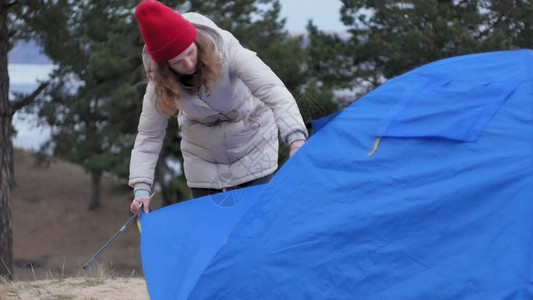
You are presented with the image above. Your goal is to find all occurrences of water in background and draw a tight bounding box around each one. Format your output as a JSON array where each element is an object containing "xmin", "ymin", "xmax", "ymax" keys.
[{"xmin": 9, "ymin": 63, "xmax": 54, "ymax": 151}]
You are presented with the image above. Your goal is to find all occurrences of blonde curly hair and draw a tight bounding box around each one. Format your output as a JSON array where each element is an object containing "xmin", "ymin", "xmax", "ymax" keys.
[{"xmin": 147, "ymin": 31, "xmax": 223, "ymax": 118}]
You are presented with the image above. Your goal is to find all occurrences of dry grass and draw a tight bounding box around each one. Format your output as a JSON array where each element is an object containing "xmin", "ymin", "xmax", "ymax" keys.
[
  {"xmin": 0, "ymin": 274, "xmax": 147, "ymax": 299},
  {"xmin": 1, "ymin": 234, "xmax": 148, "ymax": 299}
]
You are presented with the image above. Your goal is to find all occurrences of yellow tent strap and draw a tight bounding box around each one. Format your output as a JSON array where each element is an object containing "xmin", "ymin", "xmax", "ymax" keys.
[{"xmin": 367, "ymin": 137, "xmax": 382, "ymax": 157}]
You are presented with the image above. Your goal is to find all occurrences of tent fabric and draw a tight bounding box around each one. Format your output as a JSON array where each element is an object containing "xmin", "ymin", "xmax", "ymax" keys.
[
  {"xmin": 140, "ymin": 185, "xmax": 265, "ymax": 299},
  {"xmin": 140, "ymin": 50, "xmax": 533, "ymax": 299},
  {"xmin": 311, "ymin": 111, "xmax": 341, "ymax": 133},
  {"xmin": 376, "ymin": 79, "xmax": 519, "ymax": 141}
]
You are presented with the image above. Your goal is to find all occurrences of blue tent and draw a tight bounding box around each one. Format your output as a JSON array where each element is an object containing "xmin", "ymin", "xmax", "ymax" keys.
[{"xmin": 140, "ymin": 50, "xmax": 533, "ymax": 299}]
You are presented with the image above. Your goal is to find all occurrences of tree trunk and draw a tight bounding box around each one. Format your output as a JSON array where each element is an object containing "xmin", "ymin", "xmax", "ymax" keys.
[
  {"xmin": 0, "ymin": 117, "xmax": 13, "ymax": 280},
  {"xmin": 89, "ymin": 172, "xmax": 102, "ymax": 210},
  {"xmin": 9, "ymin": 142, "xmax": 15, "ymax": 187},
  {"xmin": 0, "ymin": 0, "xmax": 14, "ymax": 279}
]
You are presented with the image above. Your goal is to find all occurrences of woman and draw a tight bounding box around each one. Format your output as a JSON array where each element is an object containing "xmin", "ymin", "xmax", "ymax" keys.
[{"xmin": 129, "ymin": 0, "xmax": 307, "ymax": 214}]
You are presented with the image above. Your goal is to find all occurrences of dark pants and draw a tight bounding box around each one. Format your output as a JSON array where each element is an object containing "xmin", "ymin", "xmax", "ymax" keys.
[{"xmin": 190, "ymin": 173, "xmax": 274, "ymax": 199}]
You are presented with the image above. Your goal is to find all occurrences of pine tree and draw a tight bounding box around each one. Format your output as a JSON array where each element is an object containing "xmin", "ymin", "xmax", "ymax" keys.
[
  {"xmin": 26, "ymin": 0, "xmax": 145, "ymax": 209},
  {"xmin": 0, "ymin": 0, "xmax": 56, "ymax": 280},
  {"xmin": 0, "ymin": 0, "xmax": 15, "ymax": 279},
  {"xmin": 308, "ymin": 0, "xmax": 533, "ymax": 94}
]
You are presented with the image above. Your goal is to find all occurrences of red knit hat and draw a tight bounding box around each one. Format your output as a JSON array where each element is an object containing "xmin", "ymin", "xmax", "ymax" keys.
[{"xmin": 134, "ymin": 0, "xmax": 197, "ymax": 64}]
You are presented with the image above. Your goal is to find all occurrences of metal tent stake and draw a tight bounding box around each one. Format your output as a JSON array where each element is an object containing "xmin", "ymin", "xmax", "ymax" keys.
[{"xmin": 82, "ymin": 192, "xmax": 155, "ymax": 269}]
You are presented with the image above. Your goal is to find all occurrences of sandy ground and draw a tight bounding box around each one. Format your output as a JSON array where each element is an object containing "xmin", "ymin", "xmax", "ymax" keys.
[{"xmin": 0, "ymin": 277, "xmax": 148, "ymax": 300}]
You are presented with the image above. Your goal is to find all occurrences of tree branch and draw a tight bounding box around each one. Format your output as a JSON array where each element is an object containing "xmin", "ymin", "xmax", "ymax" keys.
[
  {"xmin": 5, "ymin": 1, "xmax": 18, "ymax": 9},
  {"xmin": 10, "ymin": 82, "xmax": 49, "ymax": 115},
  {"xmin": 475, "ymin": 13, "xmax": 504, "ymax": 40}
]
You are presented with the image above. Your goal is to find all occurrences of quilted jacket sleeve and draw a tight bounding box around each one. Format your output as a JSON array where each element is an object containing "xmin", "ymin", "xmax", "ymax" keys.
[
  {"xmin": 225, "ymin": 32, "xmax": 308, "ymax": 145},
  {"xmin": 128, "ymin": 81, "xmax": 168, "ymax": 191}
]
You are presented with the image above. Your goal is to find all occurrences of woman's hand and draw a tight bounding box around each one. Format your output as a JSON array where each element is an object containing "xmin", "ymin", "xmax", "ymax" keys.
[
  {"xmin": 289, "ymin": 139, "xmax": 305, "ymax": 157},
  {"xmin": 130, "ymin": 193, "xmax": 151, "ymax": 214}
]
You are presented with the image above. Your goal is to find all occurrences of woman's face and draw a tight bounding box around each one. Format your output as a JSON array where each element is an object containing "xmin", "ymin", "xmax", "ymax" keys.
[{"xmin": 168, "ymin": 42, "xmax": 198, "ymax": 75}]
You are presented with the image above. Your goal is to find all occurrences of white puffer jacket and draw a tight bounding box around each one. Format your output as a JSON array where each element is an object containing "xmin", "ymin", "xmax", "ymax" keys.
[{"xmin": 129, "ymin": 12, "xmax": 307, "ymax": 190}]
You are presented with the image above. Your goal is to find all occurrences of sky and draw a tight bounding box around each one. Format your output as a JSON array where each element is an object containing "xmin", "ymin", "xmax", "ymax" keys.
[{"xmin": 279, "ymin": 0, "xmax": 347, "ymax": 33}]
